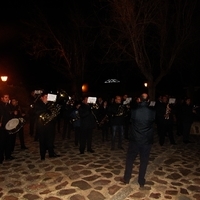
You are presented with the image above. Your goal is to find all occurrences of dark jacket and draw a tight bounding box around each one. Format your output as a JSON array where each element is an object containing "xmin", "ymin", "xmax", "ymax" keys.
[
  {"xmin": 108, "ymin": 103, "xmax": 126, "ymax": 126},
  {"xmin": 70, "ymin": 109, "xmax": 80, "ymax": 127},
  {"xmin": 181, "ymin": 103, "xmax": 194, "ymax": 124},
  {"xmin": 0, "ymin": 102, "xmax": 12, "ymax": 129},
  {"xmin": 129, "ymin": 101, "xmax": 155, "ymax": 145},
  {"xmin": 79, "ymin": 103, "xmax": 96, "ymax": 129}
]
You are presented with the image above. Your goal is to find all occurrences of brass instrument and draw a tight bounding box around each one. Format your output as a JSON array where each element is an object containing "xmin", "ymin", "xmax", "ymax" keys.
[
  {"xmin": 39, "ymin": 102, "xmax": 61, "ymax": 125},
  {"xmin": 164, "ymin": 103, "xmax": 171, "ymax": 120},
  {"xmin": 39, "ymin": 89, "xmax": 68, "ymax": 125},
  {"xmin": 99, "ymin": 115, "xmax": 109, "ymax": 127},
  {"xmin": 115, "ymin": 105, "xmax": 125, "ymax": 117},
  {"xmin": 91, "ymin": 103, "xmax": 99, "ymax": 110}
]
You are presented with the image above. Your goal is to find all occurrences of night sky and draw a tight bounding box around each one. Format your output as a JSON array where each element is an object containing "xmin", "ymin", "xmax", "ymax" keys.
[{"xmin": 0, "ymin": 1, "xmax": 200, "ymax": 98}]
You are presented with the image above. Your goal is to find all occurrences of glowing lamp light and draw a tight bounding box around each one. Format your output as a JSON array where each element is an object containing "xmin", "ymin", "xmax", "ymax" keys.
[
  {"xmin": 1, "ymin": 76, "xmax": 8, "ymax": 82},
  {"xmin": 82, "ymin": 84, "xmax": 88, "ymax": 92},
  {"xmin": 144, "ymin": 82, "xmax": 148, "ymax": 87}
]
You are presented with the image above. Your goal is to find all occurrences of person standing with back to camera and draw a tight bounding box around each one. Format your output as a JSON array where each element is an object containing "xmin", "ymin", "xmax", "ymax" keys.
[{"xmin": 121, "ymin": 93, "xmax": 155, "ymax": 189}]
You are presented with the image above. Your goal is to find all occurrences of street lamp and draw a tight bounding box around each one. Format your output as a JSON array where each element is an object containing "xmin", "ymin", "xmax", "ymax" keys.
[{"xmin": 1, "ymin": 76, "xmax": 8, "ymax": 82}]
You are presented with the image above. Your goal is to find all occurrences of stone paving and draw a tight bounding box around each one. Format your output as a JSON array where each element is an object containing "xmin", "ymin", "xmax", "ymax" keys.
[{"xmin": 1, "ymin": 123, "xmax": 200, "ymax": 200}]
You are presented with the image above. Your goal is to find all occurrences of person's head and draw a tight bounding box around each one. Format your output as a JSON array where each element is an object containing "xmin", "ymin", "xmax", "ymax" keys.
[
  {"xmin": 184, "ymin": 97, "xmax": 191, "ymax": 105},
  {"xmin": 162, "ymin": 95, "xmax": 169, "ymax": 103},
  {"xmin": 11, "ymin": 98, "xmax": 18, "ymax": 106},
  {"xmin": 40, "ymin": 92, "xmax": 48, "ymax": 104},
  {"xmin": 139, "ymin": 93, "xmax": 149, "ymax": 102},
  {"xmin": 115, "ymin": 95, "xmax": 122, "ymax": 104},
  {"xmin": 103, "ymin": 100, "xmax": 108, "ymax": 107},
  {"xmin": 1, "ymin": 94, "xmax": 10, "ymax": 103},
  {"xmin": 82, "ymin": 96, "xmax": 88, "ymax": 104},
  {"xmin": 97, "ymin": 97, "xmax": 103, "ymax": 104}
]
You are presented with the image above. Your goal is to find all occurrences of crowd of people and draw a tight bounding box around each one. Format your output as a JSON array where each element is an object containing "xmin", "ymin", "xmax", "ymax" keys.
[{"xmin": 0, "ymin": 89, "xmax": 199, "ymax": 187}]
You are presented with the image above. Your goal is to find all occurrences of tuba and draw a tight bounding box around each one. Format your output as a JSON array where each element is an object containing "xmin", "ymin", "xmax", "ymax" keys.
[
  {"xmin": 39, "ymin": 90, "xmax": 69, "ymax": 125},
  {"xmin": 115, "ymin": 105, "xmax": 125, "ymax": 117}
]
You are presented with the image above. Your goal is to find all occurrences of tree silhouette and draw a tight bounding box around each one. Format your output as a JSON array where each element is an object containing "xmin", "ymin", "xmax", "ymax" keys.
[
  {"xmin": 98, "ymin": 0, "xmax": 199, "ymax": 99},
  {"xmin": 20, "ymin": 1, "xmax": 95, "ymax": 97}
]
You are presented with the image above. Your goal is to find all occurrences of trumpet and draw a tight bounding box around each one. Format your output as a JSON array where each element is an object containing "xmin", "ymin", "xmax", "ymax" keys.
[{"xmin": 91, "ymin": 103, "xmax": 99, "ymax": 109}]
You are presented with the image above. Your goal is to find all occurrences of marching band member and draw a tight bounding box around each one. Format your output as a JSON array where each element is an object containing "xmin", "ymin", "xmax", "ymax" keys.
[
  {"xmin": 108, "ymin": 95, "xmax": 127, "ymax": 150},
  {"xmin": 34, "ymin": 92, "xmax": 60, "ymax": 160},
  {"xmin": 10, "ymin": 98, "xmax": 28, "ymax": 151},
  {"xmin": 0, "ymin": 93, "xmax": 14, "ymax": 163},
  {"xmin": 155, "ymin": 95, "xmax": 176, "ymax": 146},
  {"xmin": 79, "ymin": 96, "xmax": 96, "ymax": 154},
  {"xmin": 122, "ymin": 94, "xmax": 132, "ymax": 140},
  {"xmin": 98, "ymin": 100, "xmax": 110, "ymax": 142},
  {"xmin": 70, "ymin": 101, "xmax": 81, "ymax": 146}
]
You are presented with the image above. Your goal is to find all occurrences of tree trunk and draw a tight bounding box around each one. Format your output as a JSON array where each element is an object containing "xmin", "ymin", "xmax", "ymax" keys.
[
  {"xmin": 71, "ymin": 78, "xmax": 82, "ymax": 100},
  {"xmin": 147, "ymin": 80, "xmax": 156, "ymax": 101}
]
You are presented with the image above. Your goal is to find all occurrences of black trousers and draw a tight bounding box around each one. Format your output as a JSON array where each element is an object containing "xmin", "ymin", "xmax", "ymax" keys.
[
  {"xmin": 38, "ymin": 123, "xmax": 55, "ymax": 159},
  {"xmin": 79, "ymin": 128, "xmax": 93, "ymax": 153},
  {"xmin": 124, "ymin": 142, "xmax": 152, "ymax": 186},
  {"xmin": 182, "ymin": 122, "xmax": 192, "ymax": 142},
  {"xmin": 158, "ymin": 122, "xmax": 175, "ymax": 145},
  {"xmin": 0, "ymin": 129, "xmax": 12, "ymax": 162},
  {"xmin": 10, "ymin": 128, "xmax": 26, "ymax": 152}
]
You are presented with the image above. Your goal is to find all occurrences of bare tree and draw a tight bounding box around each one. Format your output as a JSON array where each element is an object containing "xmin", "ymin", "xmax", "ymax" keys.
[
  {"xmin": 99, "ymin": 0, "xmax": 198, "ymax": 99},
  {"xmin": 20, "ymin": 1, "xmax": 93, "ymax": 97}
]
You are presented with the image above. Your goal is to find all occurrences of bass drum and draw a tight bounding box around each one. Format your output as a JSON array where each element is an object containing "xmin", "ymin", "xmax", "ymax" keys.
[{"xmin": 5, "ymin": 118, "xmax": 25, "ymax": 134}]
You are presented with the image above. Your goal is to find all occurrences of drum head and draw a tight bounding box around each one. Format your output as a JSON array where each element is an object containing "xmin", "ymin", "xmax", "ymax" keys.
[{"xmin": 5, "ymin": 118, "xmax": 20, "ymax": 131}]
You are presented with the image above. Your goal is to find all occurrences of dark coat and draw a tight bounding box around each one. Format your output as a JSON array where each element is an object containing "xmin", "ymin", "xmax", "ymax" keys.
[
  {"xmin": 129, "ymin": 102, "xmax": 155, "ymax": 145},
  {"xmin": 0, "ymin": 102, "xmax": 12, "ymax": 129},
  {"xmin": 79, "ymin": 103, "xmax": 96, "ymax": 129},
  {"xmin": 108, "ymin": 103, "xmax": 126, "ymax": 126},
  {"xmin": 181, "ymin": 103, "xmax": 194, "ymax": 124}
]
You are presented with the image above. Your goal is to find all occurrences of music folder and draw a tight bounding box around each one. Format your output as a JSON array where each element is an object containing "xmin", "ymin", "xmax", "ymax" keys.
[
  {"xmin": 149, "ymin": 101, "xmax": 156, "ymax": 106},
  {"xmin": 47, "ymin": 94, "xmax": 57, "ymax": 102},
  {"xmin": 87, "ymin": 97, "xmax": 97, "ymax": 104}
]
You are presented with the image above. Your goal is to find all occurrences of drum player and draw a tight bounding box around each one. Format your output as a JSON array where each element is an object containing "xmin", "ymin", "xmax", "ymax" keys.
[
  {"xmin": 0, "ymin": 93, "xmax": 15, "ymax": 164},
  {"xmin": 10, "ymin": 98, "xmax": 28, "ymax": 152}
]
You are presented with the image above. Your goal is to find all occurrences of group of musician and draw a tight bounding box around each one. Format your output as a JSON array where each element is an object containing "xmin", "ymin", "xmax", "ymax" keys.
[{"xmin": 0, "ymin": 89, "xmax": 199, "ymax": 164}]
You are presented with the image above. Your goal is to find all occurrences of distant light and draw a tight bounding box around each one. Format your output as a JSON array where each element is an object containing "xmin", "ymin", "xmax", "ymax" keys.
[
  {"xmin": 82, "ymin": 83, "xmax": 88, "ymax": 92},
  {"xmin": 1, "ymin": 76, "xmax": 8, "ymax": 82},
  {"xmin": 144, "ymin": 82, "xmax": 148, "ymax": 87},
  {"xmin": 104, "ymin": 79, "xmax": 120, "ymax": 83}
]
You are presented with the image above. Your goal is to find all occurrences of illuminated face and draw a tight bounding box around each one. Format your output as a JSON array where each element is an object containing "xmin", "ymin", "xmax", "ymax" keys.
[
  {"xmin": 82, "ymin": 97, "xmax": 88, "ymax": 104},
  {"xmin": 115, "ymin": 96, "xmax": 122, "ymax": 104},
  {"xmin": 11, "ymin": 99, "xmax": 18, "ymax": 106},
  {"xmin": 41, "ymin": 95, "xmax": 48, "ymax": 104},
  {"xmin": 2, "ymin": 95, "xmax": 10, "ymax": 103},
  {"xmin": 186, "ymin": 99, "xmax": 191, "ymax": 105},
  {"xmin": 162, "ymin": 96, "xmax": 168, "ymax": 103}
]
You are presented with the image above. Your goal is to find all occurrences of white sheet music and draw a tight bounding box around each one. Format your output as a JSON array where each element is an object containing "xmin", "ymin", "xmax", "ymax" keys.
[
  {"xmin": 87, "ymin": 97, "xmax": 97, "ymax": 104},
  {"xmin": 169, "ymin": 98, "xmax": 176, "ymax": 104},
  {"xmin": 149, "ymin": 101, "xmax": 156, "ymax": 106},
  {"xmin": 47, "ymin": 94, "xmax": 57, "ymax": 102}
]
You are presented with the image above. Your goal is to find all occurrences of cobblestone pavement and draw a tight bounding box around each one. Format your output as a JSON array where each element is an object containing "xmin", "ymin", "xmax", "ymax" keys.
[{"xmin": 1, "ymin": 123, "xmax": 200, "ymax": 200}]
